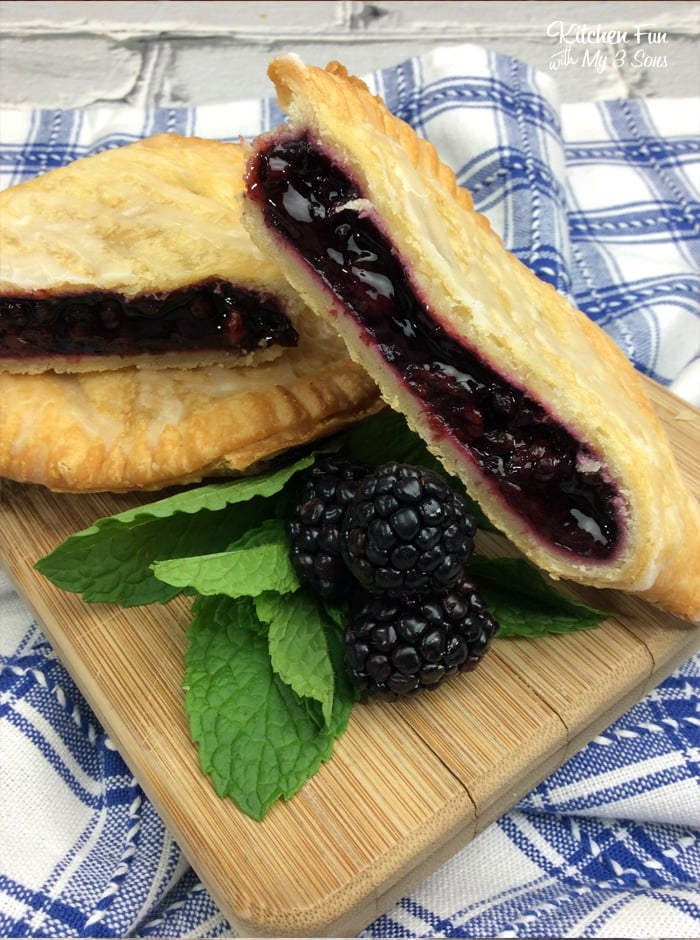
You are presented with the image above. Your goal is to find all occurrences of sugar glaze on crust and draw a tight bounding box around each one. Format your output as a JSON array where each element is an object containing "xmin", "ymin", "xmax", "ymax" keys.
[
  {"xmin": 0, "ymin": 135, "xmax": 304, "ymax": 373},
  {"xmin": 242, "ymin": 54, "xmax": 700, "ymax": 622}
]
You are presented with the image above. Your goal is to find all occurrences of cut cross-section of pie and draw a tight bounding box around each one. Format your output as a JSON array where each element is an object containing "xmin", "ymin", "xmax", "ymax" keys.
[
  {"xmin": 0, "ymin": 133, "xmax": 381, "ymax": 491},
  {"xmin": 1, "ymin": 134, "xmax": 309, "ymax": 373},
  {"xmin": 241, "ymin": 54, "xmax": 700, "ymax": 622}
]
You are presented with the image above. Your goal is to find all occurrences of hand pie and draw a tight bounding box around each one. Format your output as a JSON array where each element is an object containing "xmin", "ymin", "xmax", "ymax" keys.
[
  {"xmin": 0, "ymin": 132, "xmax": 381, "ymax": 491},
  {"xmin": 1, "ymin": 134, "xmax": 309, "ymax": 373},
  {"xmin": 241, "ymin": 54, "xmax": 700, "ymax": 623},
  {"xmin": 0, "ymin": 311, "xmax": 381, "ymax": 492}
]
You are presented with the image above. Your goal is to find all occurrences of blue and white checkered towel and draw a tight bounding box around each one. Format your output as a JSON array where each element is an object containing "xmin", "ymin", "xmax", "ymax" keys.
[{"xmin": 1, "ymin": 43, "xmax": 699, "ymax": 939}]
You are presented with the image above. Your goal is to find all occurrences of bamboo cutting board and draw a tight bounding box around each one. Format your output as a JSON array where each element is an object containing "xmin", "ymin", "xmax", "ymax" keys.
[{"xmin": 1, "ymin": 377, "xmax": 699, "ymax": 938}]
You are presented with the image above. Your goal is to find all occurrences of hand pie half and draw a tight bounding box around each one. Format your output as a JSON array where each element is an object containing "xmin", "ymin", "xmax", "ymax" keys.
[
  {"xmin": 1, "ymin": 134, "xmax": 310, "ymax": 373},
  {"xmin": 241, "ymin": 54, "xmax": 700, "ymax": 623},
  {"xmin": 0, "ymin": 132, "xmax": 381, "ymax": 491}
]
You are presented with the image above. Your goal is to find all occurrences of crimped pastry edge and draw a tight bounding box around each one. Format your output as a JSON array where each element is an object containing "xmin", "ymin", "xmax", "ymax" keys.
[{"xmin": 0, "ymin": 341, "xmax": 382, "ymax": 493}]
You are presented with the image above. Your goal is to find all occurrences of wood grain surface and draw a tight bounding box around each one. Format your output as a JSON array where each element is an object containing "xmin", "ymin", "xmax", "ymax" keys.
[{"xmin": 1, "ymin": 377, "xmax": 698, "ymax": 937}]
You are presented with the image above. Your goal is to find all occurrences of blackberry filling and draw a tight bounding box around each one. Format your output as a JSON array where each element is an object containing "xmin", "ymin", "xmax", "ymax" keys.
[
  {"xmin": 0, "ymin": 278, "xmax": 299, "ymax": 359},
  {"xmin": 247, "ymin": 133, "xmax": 622, "ymax": 560}
]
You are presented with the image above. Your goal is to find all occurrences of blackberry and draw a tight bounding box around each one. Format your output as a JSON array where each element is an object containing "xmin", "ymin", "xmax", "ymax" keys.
[
  {"xmin": 344, "ymin": 575, "xmax": 499, "ymax": 701},
  {"xmin": 340, "ymin": 462, "xmax": 476, "ymax": 597},
  {"xmin": 286, "ymin": 454, "xmax": 371, "ymax": 600}
]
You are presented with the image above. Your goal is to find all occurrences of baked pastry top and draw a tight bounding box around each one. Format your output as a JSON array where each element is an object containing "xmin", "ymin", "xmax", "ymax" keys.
[
  {"xmin": 241, "ymin": 54, "xmax": 700, "ymax": 622},
  {"xmin": 0, "ymin": 134, "xmax": 304, "ymax": 373},
  {"xmin": 0, "ymin": 312, "xmax": 381, "ymax": 492}
]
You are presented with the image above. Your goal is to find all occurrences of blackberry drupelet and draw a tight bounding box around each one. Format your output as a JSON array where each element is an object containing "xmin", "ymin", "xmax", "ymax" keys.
[
  {"xmin": 340, "ymin": 462, "xmax": 476, "ymax": 597},
  {"xmin": 344, "ymin": 575, "xmax": 499, "ymax": 700},
  {"xmin": 286, "ymin": 454, "xmax": 371, "ymax": 600}
]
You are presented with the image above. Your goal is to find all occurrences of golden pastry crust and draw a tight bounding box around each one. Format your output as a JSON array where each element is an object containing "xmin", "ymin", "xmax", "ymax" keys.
[
  {"xmin": 0, "ymin": 314, "xmax": 381, "ymax": 492},
  {"xmin": 0, "ymin": 134, "xmax": 305, "ymax": 373},
  {"xmin": 241, "ymin": 54, "xmax": 700, "ymax": 623}
]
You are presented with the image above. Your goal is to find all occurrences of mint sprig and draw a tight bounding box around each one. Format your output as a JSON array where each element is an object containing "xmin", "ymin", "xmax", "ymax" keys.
[
  {"xmin": 184, "ymin": 592, "xmax": 354, "ymax": 821},
  {"xmin": 34, "ymin": 409, "xmax": 610, "ymax": 820}
]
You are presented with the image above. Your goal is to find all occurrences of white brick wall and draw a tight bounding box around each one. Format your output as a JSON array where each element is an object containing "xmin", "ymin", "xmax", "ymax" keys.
[{"xmin": 1, "ymin": 1, "xmax": 698, "ymax": 109}]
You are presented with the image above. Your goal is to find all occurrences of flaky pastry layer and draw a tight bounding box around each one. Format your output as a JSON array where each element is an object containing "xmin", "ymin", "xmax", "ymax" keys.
[
  {"xmin": 241, "ymin": 54, "xmax": 700, "ymax": 622},
  {"xmin": 0, "ymin": 134, "xmax": 304, "ymax": 373},
  {"xmin": 0, "ymin": 315, "xmax": 381, "ymax": 492}
]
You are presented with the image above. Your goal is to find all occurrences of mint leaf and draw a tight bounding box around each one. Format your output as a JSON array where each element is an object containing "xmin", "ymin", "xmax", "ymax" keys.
[
  {"xmin": 468, "ymin": 555, "xmax": 609, "ymax": 637},
  {"xmin": 256, "ymin": 590, "xmax": 335, "ymax": 727},
  {"xmin": 34, "ymin": 455, "xmax": 315, "ymax": 606},
  {"xmin": 184, "ymin": 593, "xmax": 353, "ymax": 820},
  {"xmin": 318, "ymin": 596, "xmax": 351, "ymax": 633},
  {"xmin": 108, "ymin": 456, "xmax": 317, "ymax": 523},
  {"xmin": 152, "ymin": 519, "xmax": 299, "ymax": 598}
]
